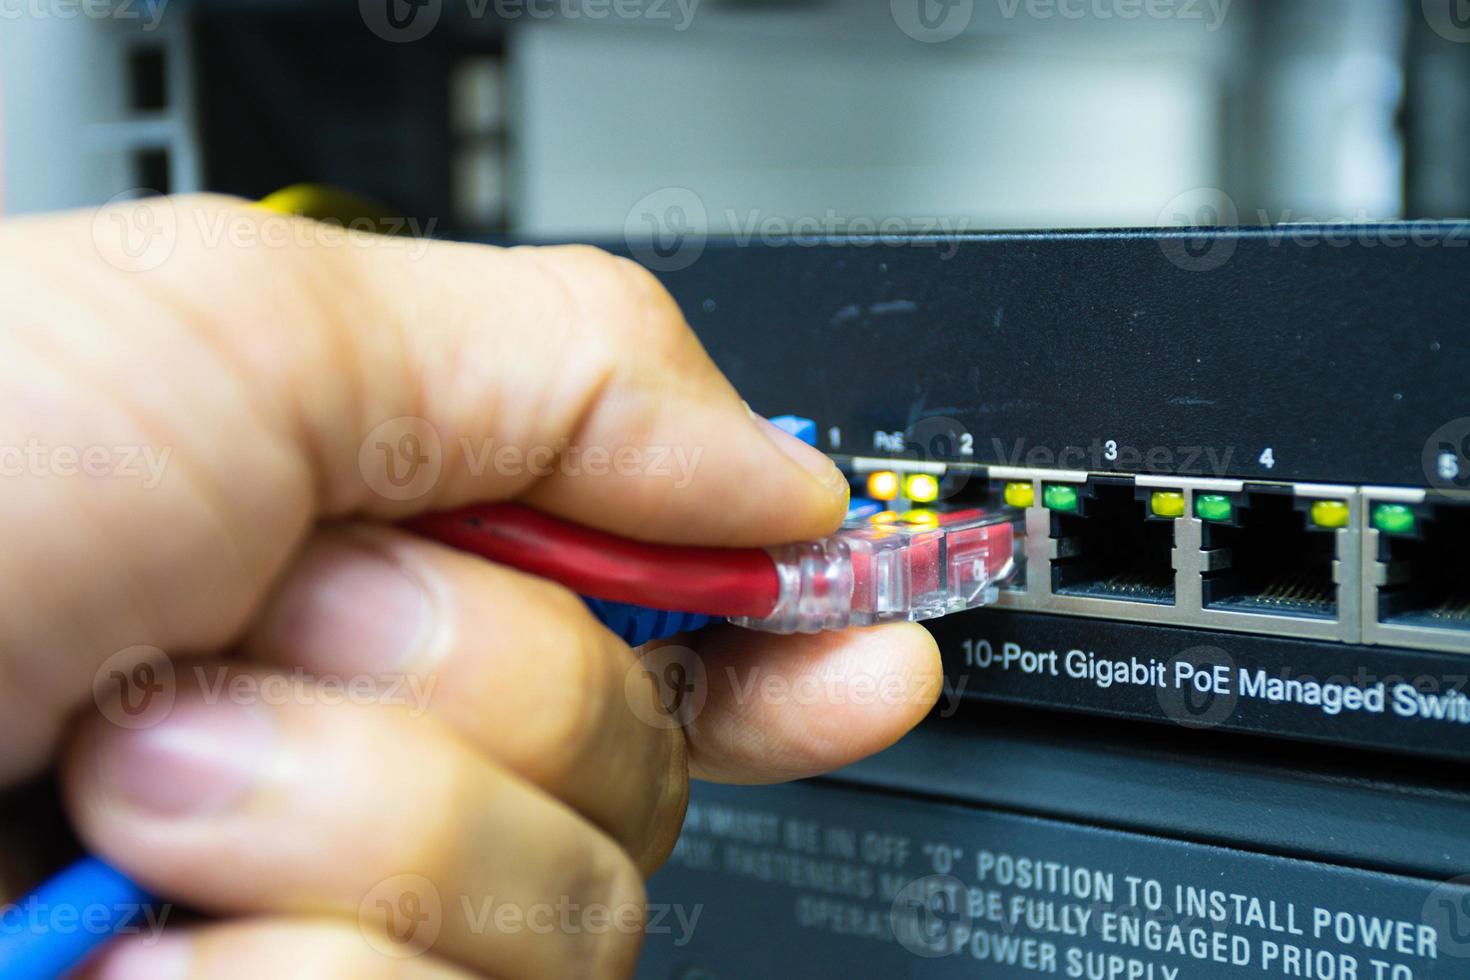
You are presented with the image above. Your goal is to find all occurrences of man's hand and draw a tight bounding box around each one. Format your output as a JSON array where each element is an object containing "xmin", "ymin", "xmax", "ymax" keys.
[{"xmin": 0, "ymin": 196, "xmax": 941, "ymax": 979}]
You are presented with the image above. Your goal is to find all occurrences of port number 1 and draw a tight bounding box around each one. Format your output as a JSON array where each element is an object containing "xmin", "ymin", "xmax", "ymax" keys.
[{"xmin": 1258, "ymin": 447, "xmax": 1276, "ymax": 470}]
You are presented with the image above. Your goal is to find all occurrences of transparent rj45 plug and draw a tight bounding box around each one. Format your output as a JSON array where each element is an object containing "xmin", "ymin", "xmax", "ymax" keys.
[{"xmin": 732, "ymin": 509, "xmax": 1018, "ymax": 634}]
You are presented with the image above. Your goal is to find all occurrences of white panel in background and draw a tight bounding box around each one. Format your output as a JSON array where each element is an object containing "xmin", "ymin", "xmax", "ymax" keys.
[
  {"xmin": 510, "ymin": 19, "xmax": 1225, "ymax": 235},
  {"xmin": 1, "ymin": 13, "xmax": 197, "ymax": 216}
]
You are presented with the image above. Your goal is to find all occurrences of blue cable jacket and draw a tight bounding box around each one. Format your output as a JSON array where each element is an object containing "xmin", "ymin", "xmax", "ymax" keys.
[
  {"xmin": 583, "ymin": 597, "xmax": 715, "ymax": 647},
  {"xmin": 0, "ymin": 857, "xmax": 154, "ymax": 979}
]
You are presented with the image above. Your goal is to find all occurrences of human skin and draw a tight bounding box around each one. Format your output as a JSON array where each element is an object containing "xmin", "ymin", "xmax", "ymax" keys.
[{"xmin": 0, "ymin": 197, "xmax": 941, "ymax": 978}]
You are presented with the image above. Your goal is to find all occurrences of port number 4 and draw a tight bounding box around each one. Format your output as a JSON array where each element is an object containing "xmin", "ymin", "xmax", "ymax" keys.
[{"xmin": 1258, "ymin": 447, "xmax": 1276, "ymax": 470}]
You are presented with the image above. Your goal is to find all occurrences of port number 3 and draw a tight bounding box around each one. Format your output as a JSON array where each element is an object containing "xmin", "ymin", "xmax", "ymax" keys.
[{"xmin": 1258, "ymin": 448, "xmax": 1276, "ymax": 470}]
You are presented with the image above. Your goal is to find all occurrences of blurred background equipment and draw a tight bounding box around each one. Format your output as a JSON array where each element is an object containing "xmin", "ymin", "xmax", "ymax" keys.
[{"xmin": 3, "ymin": 0, "xmax": 1468, "ymax": 230}]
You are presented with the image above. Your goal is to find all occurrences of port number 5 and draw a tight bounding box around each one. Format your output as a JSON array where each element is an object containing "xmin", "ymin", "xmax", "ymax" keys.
[{"xmin": 1258, "ymin": 448, "xmax": 1276, "ymax": 470}]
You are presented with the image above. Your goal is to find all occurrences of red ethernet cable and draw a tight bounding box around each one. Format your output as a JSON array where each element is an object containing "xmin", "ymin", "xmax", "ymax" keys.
[
  {"xmin": 404, "ymin": 504, "xmax": 781, "ymax": 618},
  {"xmin": 406, "ymin": 503, "xmax": 1017, "ymax": 633}
]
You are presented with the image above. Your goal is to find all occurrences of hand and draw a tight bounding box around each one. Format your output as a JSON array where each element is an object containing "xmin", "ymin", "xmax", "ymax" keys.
[{"xmin": 0, "ymin": 197, "xmax": 943, "ymax": 978}]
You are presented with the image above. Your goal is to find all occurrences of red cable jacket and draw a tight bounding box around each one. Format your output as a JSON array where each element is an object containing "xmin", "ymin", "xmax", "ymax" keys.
[{"xmin": 404, "ymin": 504, "xmax": 782, "ymax": 619}]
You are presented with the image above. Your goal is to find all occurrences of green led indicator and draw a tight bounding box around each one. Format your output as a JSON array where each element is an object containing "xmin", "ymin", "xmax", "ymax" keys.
[
  {"xmin": 1043, "ymin": 484, "xmax": 1079, "ymax": 512},
  {"xmin": 1373, "ymin": 503, "xmax": 1416, "ymax": 535},
  {"xmin": 1195, "ymin": 494, "xmax": 1233, "ymax": 522}
]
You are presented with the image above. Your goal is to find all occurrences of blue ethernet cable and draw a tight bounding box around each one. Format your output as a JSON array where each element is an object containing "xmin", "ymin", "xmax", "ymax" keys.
[{"xmin": 0, "ymin": 856, "xmax": 153, "ymax": 979}]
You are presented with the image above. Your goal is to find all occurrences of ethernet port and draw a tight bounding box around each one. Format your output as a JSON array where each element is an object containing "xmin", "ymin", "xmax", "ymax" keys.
[
  {"xmin": 1201, "ymin": 490, "xmax": 1337, "ymax": 620},
  {"xmin": 1051, "ymin": 480, "xmax": 1175, "ymax": 605},
  {"xmin": 1378, "ymin": 503, "xmax": 1470, "ymax": 632}
]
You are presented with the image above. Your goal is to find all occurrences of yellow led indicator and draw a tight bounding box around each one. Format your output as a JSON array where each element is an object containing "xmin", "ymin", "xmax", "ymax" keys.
[
  {"xmin": 866, "ymin": 471, "xmax": 900, "ymax": 501},
  {"xmin": 1310, "ymin": 500, "xmax": 1350, "ymax": 529},
  {"xmin": 1004, "ymin": 482, "xmax": 1035, "ymax": 508},
  {"xmin": 904, "ymin": 473, "xmax": 941, "ymax": 504},
  {"xmin": 1150, "ymin": 491, "xmax": 1186, "ymax": 518}
]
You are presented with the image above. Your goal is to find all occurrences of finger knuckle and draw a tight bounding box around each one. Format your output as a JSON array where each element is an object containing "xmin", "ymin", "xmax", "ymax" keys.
[{"xmin": 540, "ymin": 246, "xmax": 687, "ymax": 350}]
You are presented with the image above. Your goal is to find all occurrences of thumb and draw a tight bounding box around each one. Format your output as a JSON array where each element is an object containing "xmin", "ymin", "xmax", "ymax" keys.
[{"xmin": 0, "ymin": 194, "xmax": 846, "ymax": 782}]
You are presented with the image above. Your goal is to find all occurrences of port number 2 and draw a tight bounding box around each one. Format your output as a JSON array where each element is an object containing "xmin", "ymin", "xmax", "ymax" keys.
[{"xmin": 1258, "ymin": 447, "xmax": 1276, "ymax": 470}]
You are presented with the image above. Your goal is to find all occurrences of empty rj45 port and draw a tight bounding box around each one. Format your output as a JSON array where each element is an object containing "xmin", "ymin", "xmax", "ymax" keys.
[
  {"xmin": 1050, "ymin": 479, "xmax": 1176, "ymax": 605},
  {"xmin": 1376, "ymin": 501, "xmax": 1470, "ymax": 633},
  {"xmin": 1200, "ymin": 489, "xmax": 1338, "ymax": 620}
]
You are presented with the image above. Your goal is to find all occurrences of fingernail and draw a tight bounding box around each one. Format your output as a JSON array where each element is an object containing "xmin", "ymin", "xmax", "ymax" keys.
[
  {"xmin": 98, "ymin": 698, "xmax": 272, "ymax": 817},
  {"xmin": 92, "ymin": 933, "xmax": 190, "ymax": 980},
  {"xmin": 264, "ymin": 534, "xmax": 432, "ymax": 674},
  {"xmin": 750, "ymin": 408, "xmax": 848, "ymax": 497}
]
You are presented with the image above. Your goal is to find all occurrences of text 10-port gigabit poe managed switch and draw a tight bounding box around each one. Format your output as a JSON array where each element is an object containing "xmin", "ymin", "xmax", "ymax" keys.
[{"xmin": 632, "ymin": 226, "xmax": 1470, "ymax": 980}]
